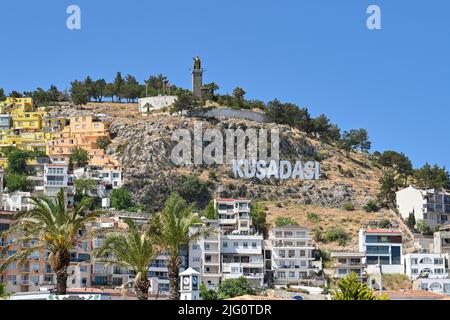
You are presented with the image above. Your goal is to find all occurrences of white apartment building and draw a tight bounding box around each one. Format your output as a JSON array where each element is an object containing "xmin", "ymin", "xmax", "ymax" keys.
[
  {"xmin": 189, "ymin": 211, "xmax": 264, "ymax": 289},
  {"xmin": 396, "ymin": 186, "xmax": 450, "ymax": 229},
  {"xmin": 359, "ymin": 229, "xmax": 403, "ymax": 274},
  {"xmin": 221, "ymin": 234, "xmax": 264, "ymax": 288},
  {"xmin": 189, "ymin": 219, "xmax": 221, "ymax": 289},
  {"xmin": 1, "ymin": 191, "xmax": 33, "ymax": 212},
  {"xmin": 434, "ymin": 225, "xmax": 450, "ymax": 254},
  {"xmin": 44, "ymin": 164, "xmax": 74, "ymax": 207},
  {"xmin": 268, "ymin": 226, "xmax": 317, "ymax": 285},
  {"xmin": 215, "ymin": 198, "xmax": 252, "ymax": 235},
  {"xmin": 331, "ymin": 252, "xmax": 367, "ymax": 280},
  {"xmin": 148, "ymin": 251, "xmax": 188, "ymax": 294},
  {"xmin": 73, "ymin": 166, "xmax": 123, "ymax": 197},
  {"xmin": 414, "ymin": 278, "xmax": 450, "ymax": 295},
  {"xmin": 403, "ymin": 253, "xmax": 448, "ymax": 280}
]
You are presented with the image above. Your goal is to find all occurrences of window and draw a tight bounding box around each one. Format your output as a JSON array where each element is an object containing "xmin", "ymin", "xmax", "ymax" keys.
[
  {"xmin": 411, "ymin": 258, "xmax": 418, "ymax": 265},
  {"xmin": 435, "ymin": 268, "xmax": 445, "ymax": 274},
  {"xmin": 192, "ymin": 257, "xmax": 201, "ymax": 263},
  {"xmin": 80, "ymin": 265, "xmax": 88, "ymax": 272},
  {"xmin": 243, "ymin": 242, "xmax": 248, "ymax": 248},
  {"xmin": 411, "ymin": 269, "xmax": 418, "ymax": 274},
  {"xmin": 252, "ymin": 242, "xmax": 257, "ymax": 248},
  {"xmin": 112, "ymin": 278, "xmax": 123, "ymax": 286},
  {"xmin": 30, "ymin": 276, "xmax": 40, "ymax": 285},
  {"xmin": 419, "ymin": 257, "xmax": 433, "ymax": 264},
  {"xmin": 278, "ymin": 272, "xmax": 285, "ymax": 279},
  {"xmin": 429, "ymin": 282, "xmax": 442, "ymax": 291},
  {"xmin": 192, "ymin": 245, "xmax": 200, "ymax": 250},
  {"xmin": 234, "ymin": 242, "xmax": 239, "ymax": 248},
  {"xmin": 296, "ymin": 231, "xmax": 306, "ymax": 237},
  {"xmin": 338, "ymin": 269, "xmax": 347, "ymax": 275},
  {"xmin": 444, "ymin": 284, "xmax": 450, "ymax": 293},
  {"xmin": 94, "ymin": 276, "xmax": 108, "ymax": 286},
  {"xmin": 366, "ymin": 246, "xmax": 390, "ymax": 255},
  {"xmin": 223, "ymin": 242, "xmax": 228, "ymax": 248},
  {"xmin": 289, "ymin": 272, "xmax": 296, "ymax": 278},
  {"xmin": 338, "ymin": 259, "xmax": 347, "ymax": 264},
  {"xmin": 434, "ymin": 258, "xmax": 444, "ymax": 265}
]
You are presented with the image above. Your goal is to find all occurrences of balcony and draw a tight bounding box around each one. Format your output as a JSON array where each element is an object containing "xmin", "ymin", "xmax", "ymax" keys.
[
  {"xmin": 219, "ymin": 218, "xmax": 237, "ymax": 225},
  {"xmin": 274, "ymin": 243, "xmax": 314, "ymax": 249},
  {"xmin": 333, "ymin": 262, "xmax": 366, "ymax": 268},
  {"xmin": 272, "ymin": 264, "xmax": 312, "ymax": 270}
]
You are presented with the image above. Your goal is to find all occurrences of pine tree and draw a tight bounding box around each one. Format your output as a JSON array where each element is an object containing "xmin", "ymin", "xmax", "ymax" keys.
[{"xmin": 332, "ymin": 273, "xmax": 387, "ymax": 300}]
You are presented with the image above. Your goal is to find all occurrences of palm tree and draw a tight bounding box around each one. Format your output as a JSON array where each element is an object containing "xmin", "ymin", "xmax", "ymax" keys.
[
  {"xmin": 0, "ymin": 189, "xmax": 99, "ymax": 295},
  {"xmin": 149, "ymin": 192, "xmax": 209, "ymax": 300},
  {"xmin": 95, "ymin": 220, "xmax": 160, "ymax": 300},
  {"xmin": 232, "ymin": 87, "xmax": 246, "ymax": 106}
]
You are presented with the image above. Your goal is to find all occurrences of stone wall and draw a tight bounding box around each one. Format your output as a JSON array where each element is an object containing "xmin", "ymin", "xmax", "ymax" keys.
[{"xmin": 191, "ymin": 108, "xmax": 270, "ymax": 123}]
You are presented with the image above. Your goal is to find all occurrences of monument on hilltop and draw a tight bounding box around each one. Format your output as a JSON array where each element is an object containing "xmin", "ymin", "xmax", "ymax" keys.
[{"xmin": 192, "ymin": 56, "xmax": 203, "ymax": 99}]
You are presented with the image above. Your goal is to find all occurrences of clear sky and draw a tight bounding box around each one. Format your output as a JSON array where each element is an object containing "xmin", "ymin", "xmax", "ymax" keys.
[{"xmin": 0, "ymin": 0, "xmax": 449, "ymax": 169}]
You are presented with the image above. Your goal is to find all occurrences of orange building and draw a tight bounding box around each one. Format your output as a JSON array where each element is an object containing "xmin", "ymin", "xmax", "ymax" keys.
[
  {"xmin": 49, "ymin": 115, "xmax": 120, "ymax": 168},
  {"xmin": 0, "ymin": 211, "xmax": 50, "ymax": 293}
]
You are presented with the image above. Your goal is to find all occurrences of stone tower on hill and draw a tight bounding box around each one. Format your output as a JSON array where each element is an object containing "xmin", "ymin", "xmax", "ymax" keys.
[{"xmin": 192, "ymin": 56, "xmax": 203, "ymax": 99}]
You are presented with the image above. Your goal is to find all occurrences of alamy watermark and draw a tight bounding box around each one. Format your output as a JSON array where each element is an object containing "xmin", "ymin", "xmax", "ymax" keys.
[
  {"xmin": 66, "ymin": 5, "xmax": 81, "ymax": 30},
  {"xmin": 367, "ymin": 5, "xmax": 381, "ymax": 30},
  {"xmin": 170, "ymin": 122, "xmax": 320, "ymax": 181}
]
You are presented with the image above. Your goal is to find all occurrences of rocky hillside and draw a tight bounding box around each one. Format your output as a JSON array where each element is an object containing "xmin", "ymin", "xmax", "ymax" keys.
[
  {"xmin": 106, "ymin": 114, "xmax": 383, "ymax": 213},
  {"xmin": 53, "ymin": 102, "xmax": 415, "ymax": 251}
]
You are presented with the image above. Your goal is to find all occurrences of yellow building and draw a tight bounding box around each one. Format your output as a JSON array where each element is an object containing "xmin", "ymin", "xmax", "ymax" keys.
[
  {"xmin": 0, "ymin": 97, "xmax": 34, "ymax": 113},
  {"xmin": 11, "ymin": 109, "xmax": 46, "ymax": 131}
]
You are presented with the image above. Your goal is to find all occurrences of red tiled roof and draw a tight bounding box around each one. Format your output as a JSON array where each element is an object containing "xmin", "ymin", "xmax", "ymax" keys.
[
  {"xmin": 216, "ymin": 198, "xmax": 249, "ymax": 202},
  {"xmin": 385, "ymin": 290, "xmax": 447, "ymax": 300}
]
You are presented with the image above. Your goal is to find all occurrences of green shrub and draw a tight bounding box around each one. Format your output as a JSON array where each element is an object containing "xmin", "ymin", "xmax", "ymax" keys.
[
  {"xmin": 364, "ymin": 200, "xmax": 380, "ymax": 213},
  {"xmin": 378, "ymin": 219, "xmax": 391, "ymax": 229},
  {"xmin": 275, "ymin": 216, "xmax": 298, "ymax": 227},
  {"xmin": 313, "ymin": 226, "xmax": 323, "ymax": 242},
  {"xmin": 110, "ymin": 188, "xmax": 133, "ymax": 210},
  {"xmin": 178, "ymin": 175, "xmax": 212, "ymax": 209},
  {"xmin": 307, "ymin": 213, "xmax": 321, "ymax": 222},
  {"xmin": 342, "ymin": 202, "xmax": 355, "ymax": 211},
  {"xmin": 208, "ymin": 171, "xmax": 219, "ymax": 182},
  {"xmin": 326, "ymin": 227, "xmax": 350, "ymax": 246}
]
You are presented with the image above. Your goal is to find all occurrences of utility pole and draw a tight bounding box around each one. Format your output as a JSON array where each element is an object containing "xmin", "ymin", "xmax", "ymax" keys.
[{"xmin": 377, "ymin": 263, "xmax": 383, "ymax": 297}]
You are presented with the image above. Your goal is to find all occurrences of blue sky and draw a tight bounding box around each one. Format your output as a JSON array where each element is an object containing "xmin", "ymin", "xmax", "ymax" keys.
[{"xmin": 0, "ymin": 0, "xmax": 449, "ymax": 169}]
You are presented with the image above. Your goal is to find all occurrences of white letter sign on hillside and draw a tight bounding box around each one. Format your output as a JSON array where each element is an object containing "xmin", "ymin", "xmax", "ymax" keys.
[
  {"xmin": 170, "ymin": 121, "xmax": 320, "ymax": 181},
  {"xmin": 66, "ymin": 5, "xmax": 81, "ymax": 30}
]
